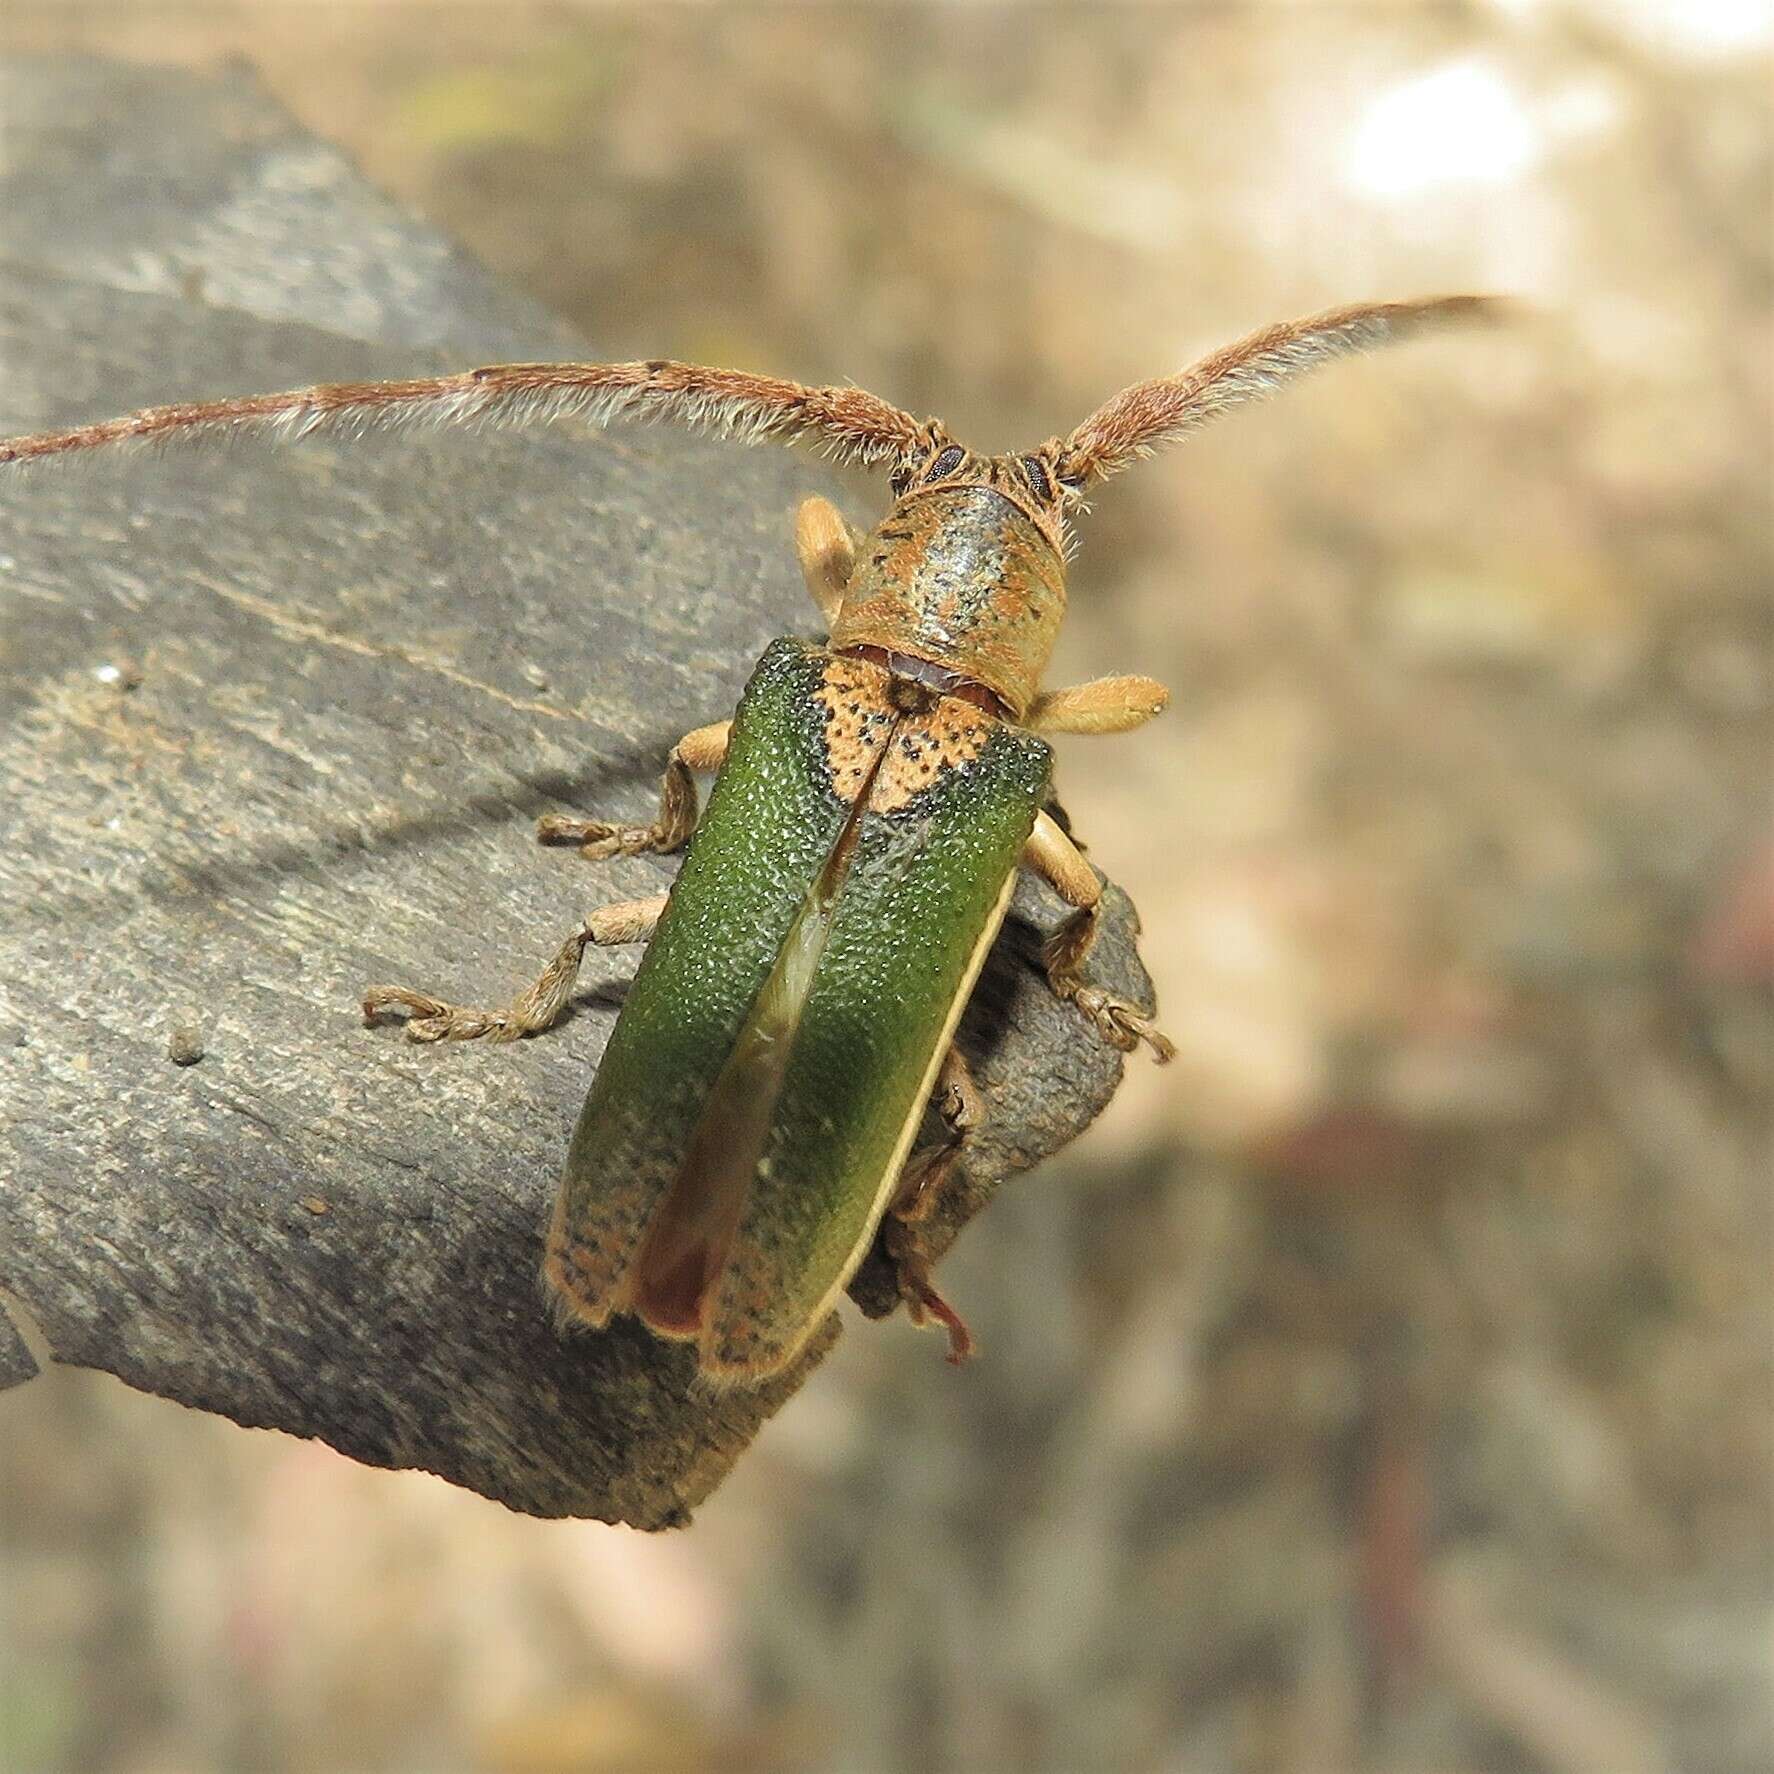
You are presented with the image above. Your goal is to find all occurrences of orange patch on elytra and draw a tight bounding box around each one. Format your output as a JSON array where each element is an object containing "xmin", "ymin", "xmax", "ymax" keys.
[
  {"xmin": 868, "ymin": 701, "xmax": 996, "ymax": 813},
  {"xmin": 812, "ymin": 654, "xmax": 896, "ymax": 806},
  {"xmin": 811, "ymin": 652, "xmax": 1000, "ymax": 812}
]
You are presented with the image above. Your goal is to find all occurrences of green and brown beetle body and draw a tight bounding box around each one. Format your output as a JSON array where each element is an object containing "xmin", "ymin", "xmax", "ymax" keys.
[
  {"xmin": 527, "ymin": 459, "xmax": 1159, "ymax": 1380},
  {"xmin": 547, "ymin": 637, "xmax": 1049, "ymax": 1379},
  {"xmin": 0, "ymin": 294, "xmax": 1506, "ymax": 1385}
]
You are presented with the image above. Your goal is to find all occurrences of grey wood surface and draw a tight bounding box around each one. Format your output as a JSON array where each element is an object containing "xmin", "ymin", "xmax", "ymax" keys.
[{"xmin": 0, "ymin": 56, "xmax": 1153, "ymax": 1525}]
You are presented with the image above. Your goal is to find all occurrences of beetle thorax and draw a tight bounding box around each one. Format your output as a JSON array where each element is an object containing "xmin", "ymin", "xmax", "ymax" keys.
[{"xmin": 829, "ymin": 481, "xmax": 1067, "ymax": 722}]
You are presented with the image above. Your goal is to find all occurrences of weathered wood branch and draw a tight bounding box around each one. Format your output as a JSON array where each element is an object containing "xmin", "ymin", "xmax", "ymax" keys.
[{"xmin": 0, "ymin": 56, "xmax": 1152, "ymax": 1525}]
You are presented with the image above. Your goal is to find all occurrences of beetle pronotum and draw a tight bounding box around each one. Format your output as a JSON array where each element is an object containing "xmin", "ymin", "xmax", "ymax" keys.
[{"xmin": 1, "ymin": 295, "xmax": 1505, "ymax": 1383}]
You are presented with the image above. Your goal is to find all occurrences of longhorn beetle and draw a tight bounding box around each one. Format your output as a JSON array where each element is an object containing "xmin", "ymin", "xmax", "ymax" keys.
[{"xmin": 0, "ymin": 295, "xmax": 1504, "ymax": 1383}]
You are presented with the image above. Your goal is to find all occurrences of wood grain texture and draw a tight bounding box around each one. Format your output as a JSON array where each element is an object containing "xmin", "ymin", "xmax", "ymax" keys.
[{"xmin": 0, "ymin": 56, "xmax": 1155, "ymax": 1525}]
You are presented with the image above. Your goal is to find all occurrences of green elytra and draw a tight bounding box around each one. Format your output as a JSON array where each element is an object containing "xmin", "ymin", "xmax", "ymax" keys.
[
  {"xmin": 549, "ymin": 638, "xmax": 1050, "ymax": 1379},
  {"xmin": 0, "ymin": 295, "xmax": 1506, "ymax": 1381}
]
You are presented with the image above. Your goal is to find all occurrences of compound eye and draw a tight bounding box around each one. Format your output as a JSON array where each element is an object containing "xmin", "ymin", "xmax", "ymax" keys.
[
  {"xmin": 1021, "ymin": 455, "xmax": 1054, "ymax": 504},
  {"xmin": 925, "ymin": 445, "xmax": 966, "ymax": 482}
]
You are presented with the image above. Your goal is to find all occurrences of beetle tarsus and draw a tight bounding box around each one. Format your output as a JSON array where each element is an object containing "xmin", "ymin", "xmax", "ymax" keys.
[
  {"xmin": 537, "ymin": 762, "xmax": 695, "ymax": 859},
  {"xmin": 919, "ymin": 1279, "xmax": 977, "ymax": 1367},
  {"xmin": 537, "ymin": 812, "xmax": 684, "ymax": 861},
  {"xmin": 538, "ymin": 724, "xmax": 730, "ymax": 860},
  {"xmin": 362, "ymin": 986, "xmax": 515, "ymax": 1043},
  {"xmin": 1036, "ymin": 891, "xmax": 1174, "ymax": 1062},
  {"xmin": 1066, "ymin": 983, "xmax": 1176, "ymax": 1063},
  {"xmin": 362, "ymin": 983, "xmax": 539, "ymax": 1043},
  {"xmin": 362, "ymin": 896, "xmax": 668, "ymax": 1045},
  {"xmin": 365, "ymin": 925, "xmax": 591, "ymax": 1042},
  {"xmin": 883, "ymin": 1217, "xmax": 976, "ymax": 1365},
  {"xmin": 877, "ymin": 1045, "xmax": 982, "ymax": 1363}
]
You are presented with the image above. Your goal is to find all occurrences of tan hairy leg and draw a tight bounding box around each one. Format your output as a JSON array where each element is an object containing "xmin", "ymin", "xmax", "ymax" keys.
[
  {"xmin": 1023, "ymin": 811, "xmax": 1175, "ymax": 1061},
  {"xmin": 537, "ymin": 720, "xmax": 730, "ymax": 860},
  {"xmin": 1024, "ymin": 674, "xmax": 1170, "ymax": 735},
  {"xmin": 882, "ymin": 1045, "xmax": 984, "ymax": 1364},
  {"xmin": 363, "ymin": 894, "xmax": 667, "ymax": 1043},
  {"xmin": 794, "ymin": 495, "xmax": 856, "ymax": 629}
]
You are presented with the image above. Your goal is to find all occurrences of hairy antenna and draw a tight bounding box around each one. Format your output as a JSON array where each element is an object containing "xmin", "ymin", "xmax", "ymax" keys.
[
  {"xmin": 1053, "ymin": 296, "xmax": 1510, "ymax": 489},
  {"xmin": 0, "ymin": 359, "xmax": 929, "ymax": 473}
]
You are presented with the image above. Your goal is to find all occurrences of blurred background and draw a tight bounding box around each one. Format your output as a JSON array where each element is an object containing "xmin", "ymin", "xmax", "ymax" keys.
[{"xmin": 1, "ymin": 3, "xmax": 1769, "ymax": 1771}]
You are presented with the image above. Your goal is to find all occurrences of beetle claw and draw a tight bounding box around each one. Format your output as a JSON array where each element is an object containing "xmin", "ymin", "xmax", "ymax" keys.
[
  {"xmin": 882, "ymin": 1217, "xmax": 976, "ymax": 1364},
  {"xmin": 901, "ymin": 1266, "xmax": 976, "ymax": 1365},
  {"xmin": 1066, "ymin": 983, "xmax": 1175, "ymax": 1063},
  {"xmin": 363, "ymin": 985, "xmax": 516, "ymax": 1044},
  {"xmin": 1105, "ymin": 1002, "xmax": 1176, "ymax": 1064},
  {"xmin": 917, "ymin": 1285, "xmax": 977, "ymax": 1366},
  {"xmin": 538, "ymin": 814, "xmax": 664, "ymax": 860}
]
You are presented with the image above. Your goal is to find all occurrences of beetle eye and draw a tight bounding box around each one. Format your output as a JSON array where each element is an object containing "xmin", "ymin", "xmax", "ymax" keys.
[
  {"xmin": 1021, "ymin": 456, "xmax": 1054, "ymax": 504},
  {"xmin": 926, "ymin": 445, "xmax": 965, "ymax": 482}
]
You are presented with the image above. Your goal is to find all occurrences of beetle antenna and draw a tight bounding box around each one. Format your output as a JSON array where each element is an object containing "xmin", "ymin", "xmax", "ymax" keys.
[
  {"xmin": 0, "ymin": 360, "xmax": 930, "ymax": 474},
  {"xmin": 1052, "ymin": 296, "xmax": 1512, "ymax": 491}
]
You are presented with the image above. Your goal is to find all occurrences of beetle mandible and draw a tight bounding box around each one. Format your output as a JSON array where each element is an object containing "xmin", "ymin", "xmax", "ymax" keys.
[{"xmin": 0, "ymin": 295, "xmax": 1504, "ymax": 1383}]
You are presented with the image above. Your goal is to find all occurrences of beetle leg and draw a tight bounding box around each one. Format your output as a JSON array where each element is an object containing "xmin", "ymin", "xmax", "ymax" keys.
[
  {"xmin": 882, "ymin": 1045, "xmax": 982, "ymax": 1364},
  {"xmin": 794, "ymin": 495, "xmax": 855, "ymax": 630},
  {"xmin": 537, "ymin": 721, "xmax": 730, "ymax": 860},
  {"xmin": 363, "ymin": 893, "xmax": 667, "ymax": 1043},
  {"xmin": 1025, "ymin": 674, "xmax": 1170, "ymax": 735},
  {"xmin": 1023, "ymin": 811, "xmax": 1176, "ymax": 1061}
]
